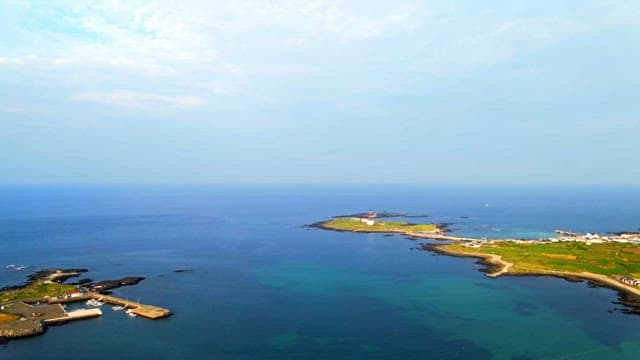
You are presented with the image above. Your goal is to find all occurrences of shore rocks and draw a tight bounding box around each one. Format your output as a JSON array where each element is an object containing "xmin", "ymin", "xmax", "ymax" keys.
[
  {"xmin": 71, "ymin": 278, "xmax": 93, "ymax": 286},
  {"xmin": 27, "ymin": 269, "xmax": 88, "ymax": 283},
  {"xmin": 0, "ymin": 268, "xmax": 88, "ymax": 292},
  {"xmin": 0, "ymin": 319, "xmax": 45, "ymax": 338},
  {"xmin": 91, "ymin": 277, "xmax": 145, "ymax": 291}
]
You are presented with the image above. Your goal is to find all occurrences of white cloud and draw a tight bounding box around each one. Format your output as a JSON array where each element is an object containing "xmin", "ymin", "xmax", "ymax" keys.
[
  {"xmin": 71, "ymin": 90, "xmax": 205, "ymax": 108},
  {"xmin": 0, "ymin": 54, "xmax": 39, "ymax": 65},
  {"xmin": 1, "ymin": 0, "xmax": 637, "ymax": 113}
]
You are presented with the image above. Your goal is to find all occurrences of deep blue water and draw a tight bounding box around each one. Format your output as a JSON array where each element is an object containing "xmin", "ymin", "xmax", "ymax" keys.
[{"xmin": 2, "ymin": 185, "xmax": 640, "ymax": 359}]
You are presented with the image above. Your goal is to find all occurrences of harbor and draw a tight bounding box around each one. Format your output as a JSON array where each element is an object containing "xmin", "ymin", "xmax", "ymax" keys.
[
  {"xmin": 0, "ymin": 268, "xmax": 173, "ymax": 341},
  {"xmin": 46, "ymin": 291, "xmax": 172, "ymax": 319}
]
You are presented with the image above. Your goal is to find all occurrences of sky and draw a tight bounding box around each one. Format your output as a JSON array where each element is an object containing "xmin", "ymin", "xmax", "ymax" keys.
[{"xmin": 0, "ymin": 0, "xmax": 638, "ymax": 185}]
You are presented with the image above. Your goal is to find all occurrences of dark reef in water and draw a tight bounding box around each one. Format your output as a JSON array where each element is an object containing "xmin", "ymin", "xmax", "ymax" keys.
[
  {"xmin": 614, "ymin": 293, "xmax": 640, "ymax": 314},
  {"xmin": 513, "ymin": 301, "xmax": 539, "ymax": 316},
  {"xmin": 69, "ymin": 278, "xmax": 93, "ymax": 286},
  {"xmin": 27, "ymin": 269, "xmax": 88, "ymax": 283},
  {"xmin": 91, "ymin": 277, "xmax": 145, "ymax": 292},
  {"xmin": 1, "ymin": 268, "xmax": 145, "ymax": 294}
]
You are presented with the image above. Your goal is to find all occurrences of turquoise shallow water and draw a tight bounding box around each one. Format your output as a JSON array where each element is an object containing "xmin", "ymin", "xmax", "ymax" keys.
[{"xmin": 1, "ymin": 185, "xmax": 640, "ymax": 359}]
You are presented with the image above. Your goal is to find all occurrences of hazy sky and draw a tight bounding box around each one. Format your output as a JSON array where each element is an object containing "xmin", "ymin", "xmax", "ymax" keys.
[{"xmin": 1, "ymin": 0, "xmax": 638, "ymax": 185}]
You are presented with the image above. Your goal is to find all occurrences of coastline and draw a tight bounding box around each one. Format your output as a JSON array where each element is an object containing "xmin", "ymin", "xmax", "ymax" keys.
[
  {"xmin": 426, "ymin": 243, "xmax": 640, "ymax": 298},
  {"xmin": 314, "ymin": 220, "xmax": 640, "ymax": 301},
  {"xmin": 0, "ymin": 268, "xmax": 170, "ymax": 343}
]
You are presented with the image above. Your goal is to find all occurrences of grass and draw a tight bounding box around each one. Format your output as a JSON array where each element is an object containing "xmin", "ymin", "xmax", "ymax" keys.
[
  {"xmin": 0, "ymin": 281, "xmax": 77, "ymax": 303},
  {"xmin": 0, "ymin": 312, "xmax": 20, "ymax": 324},
  {"xmin": 444, "ymin": 241, "xmax": 640, "ymax": 277},
  {"xmin": 323, "ymin": 218, "xmax": 439, "ymax": 233}
]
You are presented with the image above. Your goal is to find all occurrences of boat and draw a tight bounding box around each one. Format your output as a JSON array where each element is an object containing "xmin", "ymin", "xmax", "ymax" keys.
[
  {"xmin": 86, "ymin": 299, "xmax": 104, "ymax": 307},
  {"xmin": 125, "ymin": 309, "xmax": 137, "ymax": 317},
  {"xmin": 112, "ymin": 306, "xmax": 125, "ymax": 311}
]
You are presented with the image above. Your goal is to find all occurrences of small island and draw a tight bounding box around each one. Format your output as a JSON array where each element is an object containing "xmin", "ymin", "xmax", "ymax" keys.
[
  {"xmin": 316, "ymin": 217, "xmax": 443, "ymax": 234},
  {"xmin": 0, "ymin": 268, "xmax": 171, "ymax": 342},
  {"xmin": 313, "ymin": 213, "xmax": 640, "ymax": 302}
]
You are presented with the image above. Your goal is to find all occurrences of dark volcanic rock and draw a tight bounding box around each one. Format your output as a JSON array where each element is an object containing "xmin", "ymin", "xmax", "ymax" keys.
[
  {"xmin": 91, "ymin": 277, "xmax": 145, "ymax": 291},
  {"xmin": 27, "ymin": 269, "xmax": 88, "ymax": 283},
  {"xmin": 1, "ymin": 268, "xmax": 88, "ymax": 292},
  {"xmin": 69, "ymin": 278, "xmax": 93, "ymax": 286}
]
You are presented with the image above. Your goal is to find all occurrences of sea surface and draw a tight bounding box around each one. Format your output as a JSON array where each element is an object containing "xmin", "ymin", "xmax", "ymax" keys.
[{"xmin": 1, "ymin": 185, "xmax": 640, "ymax": 359}]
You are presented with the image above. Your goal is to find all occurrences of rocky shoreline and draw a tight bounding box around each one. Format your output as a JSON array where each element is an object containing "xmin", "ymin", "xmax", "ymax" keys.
[
  {"xmin": 313, "ymin": 216, "xmax": 640, "ymax": 315},
  {"xmin": 1, "ymin": 268, "xmax": 88, "ymax": 293},
  {"xmin": 0, "ymin": 268, "xmax": 152, "ymax": 343},
  {"xmin": 0, "ymin": 319, "xmax": 44, "ymax": 340},
  {"xmin": 421, "ymin": 242, "xmax": 640, "ymax": 313},
  {"xmin": 1, "ymin": 268, "xmax": 146, "ymax": 295},
  {"xmin": 91, "ymin": 277, "xmax": 145, "ymax": 292}
]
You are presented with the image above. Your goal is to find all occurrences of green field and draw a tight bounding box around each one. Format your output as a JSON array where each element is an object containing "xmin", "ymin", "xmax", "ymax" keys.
[
  {"xmin": 322, "ymin": 218, "xmax": 439, "ymax": 233},
  {"xmin": 0, "ymin": 281, "xmax": 77, "ymax": 303},
  {"xmin": 445, "ymin": 241, "xmax": 640, "ymax": 277}
]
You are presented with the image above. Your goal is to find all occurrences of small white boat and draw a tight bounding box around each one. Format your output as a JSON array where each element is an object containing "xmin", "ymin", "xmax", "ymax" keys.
[
  {"xmin": 125, "ymin": 309, "xmax": 137, "ymax": 317},
  {"xmin": 86, "ymin": 299, "xmax": 104, "ymax": 307},
  {"xmin": 112, "ymin": 306, "xmax": 125, "ymax": 311}
]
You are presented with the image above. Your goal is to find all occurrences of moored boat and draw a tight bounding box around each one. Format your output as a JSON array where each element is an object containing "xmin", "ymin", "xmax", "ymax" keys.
[{"xmin": 86, "ymin": 299, "xmax": 104, "ymax": 307}]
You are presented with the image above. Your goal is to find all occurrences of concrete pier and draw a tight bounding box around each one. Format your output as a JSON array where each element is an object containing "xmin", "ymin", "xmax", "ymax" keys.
[
  {"xmin": 91, "ymin": 293, "xmax": 171, "ymax": 319},
  {"xmin": 45, "ymin": 308, "xmax": 102, "ymax": 324}
]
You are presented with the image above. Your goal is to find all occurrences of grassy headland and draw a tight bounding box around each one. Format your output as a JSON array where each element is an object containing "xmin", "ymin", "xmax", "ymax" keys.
[
  {"xmin": 0, "ymin": 281, "xmax": 77, "ymax": 303},
  {"xmin": 441, "ymin": 241, "xmax": 640, "ymax": 277}
]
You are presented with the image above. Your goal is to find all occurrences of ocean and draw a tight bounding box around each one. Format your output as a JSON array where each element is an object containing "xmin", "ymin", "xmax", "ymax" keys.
[{"xmin": 1, "ymin": 185, "xmax": 640, "ymax": 359}]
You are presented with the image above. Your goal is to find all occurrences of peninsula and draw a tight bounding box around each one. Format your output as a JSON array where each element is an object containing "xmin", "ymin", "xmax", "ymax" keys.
[
  {"xmin": 313, "ymin": 213, "xmax": 640, "ymax": 302},
  {"xmin": 0, "ymin": 268, "xmax": 171, "ymax": 342}
]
